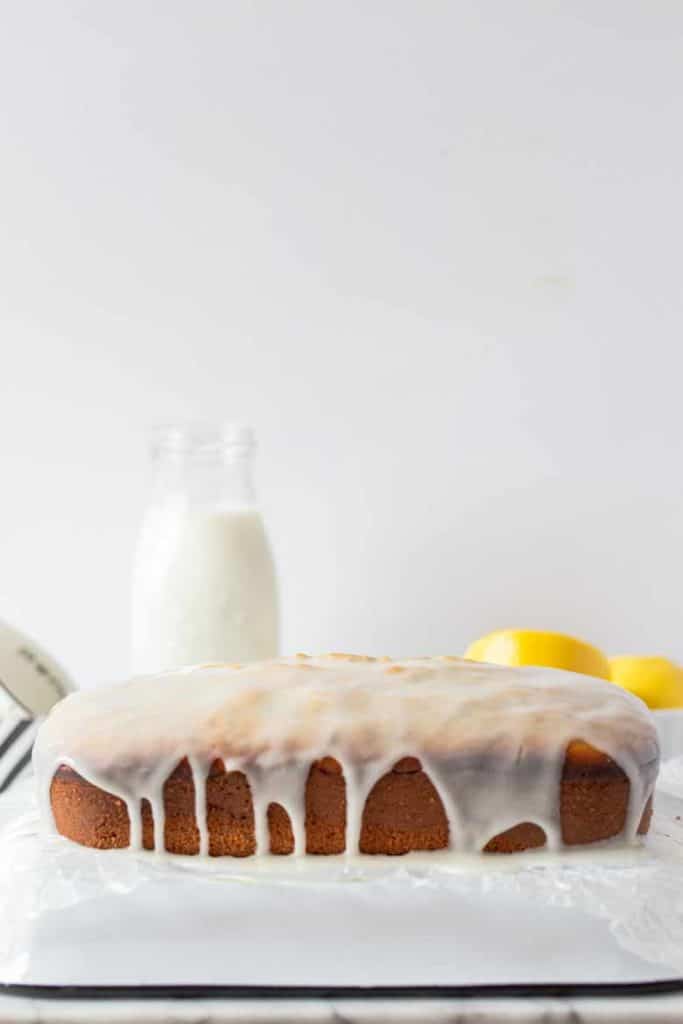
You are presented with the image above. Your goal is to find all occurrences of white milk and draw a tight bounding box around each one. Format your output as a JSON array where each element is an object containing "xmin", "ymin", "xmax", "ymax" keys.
[
  {"xmin": 131, "ymin": 508, "xmax": 278, "ymax": 674},
  {"xmin": 130, "ymin": 426, "xmax": 279, "ymax": 674}
]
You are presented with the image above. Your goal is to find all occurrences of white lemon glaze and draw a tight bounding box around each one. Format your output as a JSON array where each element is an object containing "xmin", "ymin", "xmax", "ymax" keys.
[{"xmin": 33, "ymin": 655, "xmax": 660, "ymax": 856}]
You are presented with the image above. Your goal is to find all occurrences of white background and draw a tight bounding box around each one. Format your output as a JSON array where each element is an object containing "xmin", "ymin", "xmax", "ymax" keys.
[{"xmin": 0, "ymin": 1, "xmax": 681, "ymax": 686}]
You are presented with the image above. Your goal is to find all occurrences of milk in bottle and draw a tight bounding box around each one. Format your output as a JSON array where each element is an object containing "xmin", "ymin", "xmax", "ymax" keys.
[{"xmin": 131, "ymin": 426, "xmax": 278, "ymax": 673}]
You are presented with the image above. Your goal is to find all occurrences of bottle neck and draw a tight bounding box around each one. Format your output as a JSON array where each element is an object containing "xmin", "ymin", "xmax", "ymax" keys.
[
  {"xmin": 148, "ymin": 426, "xmax": 257, "ymax": 511},
  {"xmin": 151, "ymin": 453, "xmax": 255, "ymax": 509}
]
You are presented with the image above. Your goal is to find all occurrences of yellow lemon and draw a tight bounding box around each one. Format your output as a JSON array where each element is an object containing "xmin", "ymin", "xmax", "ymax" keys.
[
  {"xmin": 608, "ymin": 655, "xmax": 683, "ymax": 709},
  {"xmin": 464, "ymin": 629, "xmax": 611, "ymax": 679}
]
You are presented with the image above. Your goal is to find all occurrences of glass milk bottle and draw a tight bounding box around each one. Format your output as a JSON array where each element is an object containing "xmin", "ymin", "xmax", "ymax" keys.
[{"xmin": 131, "ymin": 425, "xmax": 279, "ymax": 674}]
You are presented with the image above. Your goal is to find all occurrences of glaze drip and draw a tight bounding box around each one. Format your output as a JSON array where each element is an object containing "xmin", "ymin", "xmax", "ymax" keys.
[{"xmin": 33, "ymin": 655, "xmax": 660, "ymax": 856}]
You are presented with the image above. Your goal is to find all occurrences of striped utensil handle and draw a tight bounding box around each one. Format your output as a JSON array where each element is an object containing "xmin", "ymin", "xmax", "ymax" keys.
[
  {"xmin": 0, "ymin": 620, "xmax": 75, "ymax": 793},
  {"xmin": 0, "ymin": 704, "xmax": 39, "ymax": 793}
]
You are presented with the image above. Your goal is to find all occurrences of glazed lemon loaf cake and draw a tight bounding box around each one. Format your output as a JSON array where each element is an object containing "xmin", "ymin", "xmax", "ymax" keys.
[{"xmin": 34, "ymin": 654, "xmax": 660, "ymax": 857}]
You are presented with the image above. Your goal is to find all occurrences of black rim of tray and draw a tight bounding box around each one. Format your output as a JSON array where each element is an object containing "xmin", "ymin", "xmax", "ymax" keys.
[{"xmin": 1, "ymin": 980, "xmax": 683, "ymax": 1001}]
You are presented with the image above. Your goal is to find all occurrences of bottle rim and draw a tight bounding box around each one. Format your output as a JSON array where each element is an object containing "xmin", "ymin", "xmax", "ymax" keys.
[{"xmin": 150, "ymin": 423, "xmax": 256, "ymax": 459}]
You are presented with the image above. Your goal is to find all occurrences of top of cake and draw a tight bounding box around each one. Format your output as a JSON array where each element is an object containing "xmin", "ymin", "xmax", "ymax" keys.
[{"xmin": 34, "ymin": 653, "xmax": 659, "ymax": 771}]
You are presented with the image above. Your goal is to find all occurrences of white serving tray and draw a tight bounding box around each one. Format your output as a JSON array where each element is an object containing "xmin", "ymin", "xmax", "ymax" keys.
[
  {"xmin": 2, "ymin": 763, "xmax": 683, "ymax": 990},
  {"xmin": 12, "ymin": 855, "xmax": 682, "ymax": 988}
]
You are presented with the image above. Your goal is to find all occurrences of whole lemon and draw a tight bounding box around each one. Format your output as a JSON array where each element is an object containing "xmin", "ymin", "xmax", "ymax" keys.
[
  {"xmin": 464, "ymin": 629, "xmax": 611, "ymax": 679},
  {"xmin": 608, "ymin": 655, "xmax": 683, "ymax": 709}
]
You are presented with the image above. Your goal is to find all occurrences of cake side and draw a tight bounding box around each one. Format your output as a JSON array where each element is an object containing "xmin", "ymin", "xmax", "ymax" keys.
[{"xmin": 49, "ymin": 742, "xmax": 654, "ymax": 856}]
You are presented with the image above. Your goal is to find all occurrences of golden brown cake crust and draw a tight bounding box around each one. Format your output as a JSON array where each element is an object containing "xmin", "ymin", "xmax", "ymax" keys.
[{"xmin": 49, "ymin": 744, "xmax": 654, "ymax": 856}]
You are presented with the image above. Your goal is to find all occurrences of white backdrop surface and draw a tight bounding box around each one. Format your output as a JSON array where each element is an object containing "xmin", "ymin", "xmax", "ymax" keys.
[{"xmin": 0, "ymin": 1, "xmax": 681, "ymax": 686}]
